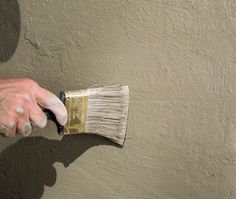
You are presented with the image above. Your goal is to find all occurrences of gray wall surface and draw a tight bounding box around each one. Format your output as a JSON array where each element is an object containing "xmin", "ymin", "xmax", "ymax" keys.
[{"xmin": 0, "ymin": 0, "xmax": 236, "ymax": 198}]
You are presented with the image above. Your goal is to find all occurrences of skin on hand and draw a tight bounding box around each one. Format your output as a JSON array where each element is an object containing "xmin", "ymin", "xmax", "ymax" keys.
[{"xmin": 0, "ymin": 78, "xmax": 68, "ymax": 137}]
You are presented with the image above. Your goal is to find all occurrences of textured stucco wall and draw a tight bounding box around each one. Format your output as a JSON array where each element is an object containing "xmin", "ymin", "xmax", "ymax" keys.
[{"xmin": 1, "ymin": 0, "xmax": 236, "ymax": 198}]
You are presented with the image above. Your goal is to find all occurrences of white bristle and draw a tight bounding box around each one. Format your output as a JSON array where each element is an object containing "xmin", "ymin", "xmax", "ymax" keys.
[{"xmin": 86, "ymin": 85, "xmax": 129, "ymax": 145}]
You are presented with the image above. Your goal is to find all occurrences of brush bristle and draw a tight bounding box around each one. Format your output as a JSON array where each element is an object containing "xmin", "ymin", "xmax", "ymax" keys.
[{"xmin": 86, "ymin": 85, "xmax": 129, "ymax": 145}]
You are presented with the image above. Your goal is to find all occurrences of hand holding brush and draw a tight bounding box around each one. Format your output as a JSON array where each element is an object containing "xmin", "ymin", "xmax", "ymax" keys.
[
  {"xmin": 0, "ymin": 78, "xmax": 129, "ymax": 146},
  {"xmin": 0, "ymin": 78, "xmax": 67, "ymax": 137}
]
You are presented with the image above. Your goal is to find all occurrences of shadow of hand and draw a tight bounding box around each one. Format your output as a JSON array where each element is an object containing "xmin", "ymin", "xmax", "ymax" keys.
[
  {"xmin": 0, "ymin": 0, "xmax": 20, "ymax": 62},
  {"xmin": 0, "ymin": 134, "xmax": 115, "ymax": 199}
]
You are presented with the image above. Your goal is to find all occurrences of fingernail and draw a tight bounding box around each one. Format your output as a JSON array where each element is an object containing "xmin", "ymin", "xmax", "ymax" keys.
[{"xmin": 60, "ymin": 115, "xmax": 68, "ymax": 126}]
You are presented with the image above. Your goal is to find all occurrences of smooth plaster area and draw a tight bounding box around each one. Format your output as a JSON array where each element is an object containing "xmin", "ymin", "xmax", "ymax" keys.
[{"xmin": 0, "ymin": 0, "xmax": 236, "ymax": 198}]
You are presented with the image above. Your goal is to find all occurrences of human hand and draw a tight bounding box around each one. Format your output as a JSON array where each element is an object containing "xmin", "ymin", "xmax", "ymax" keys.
[{"xmin": 0, "ymin": 78, "xmax": 67, "ymax": 137}]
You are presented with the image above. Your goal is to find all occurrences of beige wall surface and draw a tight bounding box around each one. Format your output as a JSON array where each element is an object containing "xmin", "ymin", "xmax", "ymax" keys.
[{"xmin": 1, "ymin": 0, "xmax": 236, "ymax": 198}]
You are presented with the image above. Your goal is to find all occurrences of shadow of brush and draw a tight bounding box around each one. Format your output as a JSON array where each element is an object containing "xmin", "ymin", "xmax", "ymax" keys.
[{"xmin": 0, "ymin": 134, "xmax": 117, "ymax": 199}]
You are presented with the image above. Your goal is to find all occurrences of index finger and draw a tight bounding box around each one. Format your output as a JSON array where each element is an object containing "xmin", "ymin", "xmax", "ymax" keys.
[{"xmin": 35, "ymin": 86, "xmax": 68, "ymax": 126}]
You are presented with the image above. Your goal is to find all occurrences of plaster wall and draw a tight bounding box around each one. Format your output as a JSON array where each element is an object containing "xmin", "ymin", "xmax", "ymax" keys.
[{"xmin": 0, "ymin": 0, "xmax": 236, "ymax": 198}]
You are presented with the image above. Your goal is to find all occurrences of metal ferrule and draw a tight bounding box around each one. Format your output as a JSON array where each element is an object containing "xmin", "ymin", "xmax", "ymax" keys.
[{"xmin": 63, "ymin": 90, "xmax": 88, "ymax": 134}]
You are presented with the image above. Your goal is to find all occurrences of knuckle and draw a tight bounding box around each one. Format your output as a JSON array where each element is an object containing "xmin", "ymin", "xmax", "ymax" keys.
[
  {"xmin": 0, "ymin": 125, "xmax": 7, "ymax": 135},
  {"xmin": 2, "ymin": 119, "xmax": 16, "ymax": 129},
  {"xmin": 32, "ymin": 120, "xmax": 46, "ymax": 128},
  {"xmin": 16, "ymin": 106, "xmax": 25, "ymax": 115},
  {"xmin": 0, "ymin": 120, "xmax": 16, "ymax": 137},
  {"xmin": 15, "ymin": 92, "xmax": 32, "ymax": 104},
  {"xmin": 20, "ymin": 78, "xmax": 38, "ymax": 90},
  {"xmin": 17, "ymin": 121, "xmax": 32, "ymax": 136},
  {"xmin": 23, "ymin": 122, "xmax": 32, "ymax": 136},
  {"xmin": 31, "ymin": 111, "xmax": 47, "ymax": 128}
]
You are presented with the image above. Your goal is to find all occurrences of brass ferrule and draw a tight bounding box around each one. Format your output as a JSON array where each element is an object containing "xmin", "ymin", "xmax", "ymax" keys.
[{"xmin": 63, "ymin": 90, "xmax": 88, "ymax": 134}]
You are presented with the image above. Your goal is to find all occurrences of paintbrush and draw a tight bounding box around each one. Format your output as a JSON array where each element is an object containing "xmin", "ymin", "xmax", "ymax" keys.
[{"xmin": 44, "ymin": 85, "xmax": 129, "ymax": 146}]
